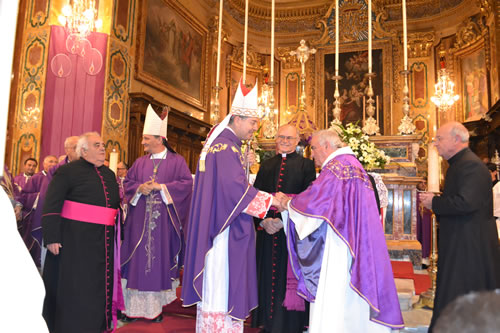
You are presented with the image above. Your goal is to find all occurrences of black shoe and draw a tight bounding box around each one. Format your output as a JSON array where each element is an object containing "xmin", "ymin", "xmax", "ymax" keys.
[
  {"xmin": 121, "ymin": 315, "xmax": 137, "ymax": 323},
  {"xmin": 151, "ymin": 314, "xmax": 163, "ymax": 323}
]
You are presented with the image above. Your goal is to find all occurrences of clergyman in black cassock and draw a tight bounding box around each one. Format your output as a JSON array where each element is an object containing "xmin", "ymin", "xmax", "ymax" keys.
[
  {"xmin": 421, "ymin": 122, "xmax": 500, "ymax": 332},
  {"xmin": 251, "ymin": 125, "xmax": 316, "ymax": 333},
  {"xmin": 42, "ymin": 133, "xmax": 120, "ymax": 333}
]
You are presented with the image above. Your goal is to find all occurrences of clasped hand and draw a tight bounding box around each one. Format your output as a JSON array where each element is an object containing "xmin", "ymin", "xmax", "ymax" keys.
[
  {"xmin": 262, "ymin": 217, "xmax": 283, "ymax": 235},
  {"xmin": 272, "ymin": 192, "xmax": 291, "ymax": 212},
  {"xmin": 138, "ymin": 180, "xmax": 162, "ymax": 195},
  {"xmin": 419, "ymin": 192, "xmax": 435, "ymax": 210}
]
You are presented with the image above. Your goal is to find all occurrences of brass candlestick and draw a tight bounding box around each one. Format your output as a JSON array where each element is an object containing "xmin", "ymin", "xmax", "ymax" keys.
[{"xmin": 413, "ymin": 211, "xmax": 438, "ymax": 309}]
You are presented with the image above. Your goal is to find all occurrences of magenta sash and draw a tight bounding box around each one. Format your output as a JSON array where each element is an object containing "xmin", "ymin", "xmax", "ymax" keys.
[{"xmin": 61, "ymin": 200, "xmax": 117, "ymax": 226}]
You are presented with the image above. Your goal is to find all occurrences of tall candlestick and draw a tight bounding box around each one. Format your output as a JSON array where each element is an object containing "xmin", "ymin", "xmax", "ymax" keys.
[
  {"xmin": 368, "ymin": 0, "xmax": 372, "ymax": 73},
  {"xmin": 335, "ymin": 0, "xmax": 339, "ymax": 75},
  {"xmin": 402, "ymin": 0, "xmax": 408, "ymax": 69},
  {"xmin": 427, "ymin": 143, "xmax": 440, "ymax": 192},
  {"xmin": 215, "ymin": 0, "xmax": 223, "ymax": 86},
  {"xmin": 243, "ymin": 0, "xmax": 249, "ymax": 83},
  {"xmin": 0, "ymin": 0, "xmax": 20, "ymax": 175},
  {"xmin": 270, "ymin": 0, "xmax": 275, "ymax": 81},
  {"xmin": 325, "ymin": 99, "xmax": 328, "ymax": 128}
]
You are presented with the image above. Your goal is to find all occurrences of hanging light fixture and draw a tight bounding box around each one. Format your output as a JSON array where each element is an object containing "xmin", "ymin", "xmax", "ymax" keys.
[
  {"xmin": 58, "ymin": 0, "xmax": 102, "ymax": 39},
  {"xmin": 431, "ymin": 48, "xmax": 459, "ymax": 112}
]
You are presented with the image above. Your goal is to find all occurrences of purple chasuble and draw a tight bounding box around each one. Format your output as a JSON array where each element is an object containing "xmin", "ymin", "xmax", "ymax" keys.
[
  {"xmin": 14, "ymin": 173, "xmax": 29, "ymax": 191},
  {"xmin": 18, "ymin": 171, "xmax": 50, "ymax": 266},
  {"xmin": 288, "ymin": 154, "xmax": 404, "ymax": 329},
  {"xmin": 182, "ymin": 128, "xmax": 259, "ymax": 320},
  {"xmin": 120, "ymin": 152, "xmax": 192, "ymax": 291}
]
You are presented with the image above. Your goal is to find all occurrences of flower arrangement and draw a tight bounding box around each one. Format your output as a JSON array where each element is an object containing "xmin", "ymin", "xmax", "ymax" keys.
[{"xmin": 333, "ymin": 122, "xmax": 390, "ymax": 170}]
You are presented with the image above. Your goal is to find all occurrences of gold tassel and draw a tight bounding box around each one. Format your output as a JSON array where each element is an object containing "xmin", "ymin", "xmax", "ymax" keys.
[{"xmin": 199, "ymin": 159, "xmax": 205, "ymax": 172}]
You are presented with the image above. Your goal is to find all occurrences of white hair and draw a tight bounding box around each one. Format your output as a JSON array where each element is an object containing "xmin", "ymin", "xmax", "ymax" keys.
[
  {"xmin": 312, "ymin": 129, "xmax": 344, "ymax": 149},
  {"xmin": 76, "ymin": 132, "xmax": 100, "ymax": 158},
  {"xmin": 448, "ymin": 122, "xmax": 470, "ymax": 143},
  {"xmin": 64, "ymin": 135, "xmax": 79, "ymax": 149}
]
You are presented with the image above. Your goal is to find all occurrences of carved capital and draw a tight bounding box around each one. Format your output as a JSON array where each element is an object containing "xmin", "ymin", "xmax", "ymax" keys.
[{"xmin": 407, "ymin": 32, "xmax": 435, "ymax": 58}]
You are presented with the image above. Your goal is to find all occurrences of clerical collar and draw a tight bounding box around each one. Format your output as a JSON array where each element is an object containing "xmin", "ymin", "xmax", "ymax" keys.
[
  {"xmin": 150, "ymin": 148, "xmax": 167, "ymax": 159},
  {"xmin": 280, "ymin": 151, "xmax": 296, "ymax": 158},
  {"xmin": 321, "ymin": 146, "xmax": 355, "ymax": 169},
  {"xmin": 42, "ymin": 170, "xmax": 47, "ymax": 176}
]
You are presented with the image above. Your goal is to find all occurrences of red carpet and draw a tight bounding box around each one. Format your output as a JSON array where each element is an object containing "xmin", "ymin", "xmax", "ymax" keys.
[
  {"xmin": 391, "ymin": 261, "xmax": 431, "ymax": 295},
  {"xmin": 117, "ymin": 287, "xmax": 259, "ymax": 332}
]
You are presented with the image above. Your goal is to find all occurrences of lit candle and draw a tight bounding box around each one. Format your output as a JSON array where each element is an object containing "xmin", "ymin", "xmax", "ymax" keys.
[
  {"xmin": 270, "ymin": 0, "xmax": 275, "ymax": 82},
  {"xmin": 335, "ymin": 0, "xmax": 339, "ymax": 75},
  {"xmin": 368, "ymin": 0, "xmax": 372, "ymax": 73},
  {"xmin": 215, "ymin": 0, "xmax": 223, "ymax": 86},
  {"xmin": 243, "ymin": 0, "xmax": 249, "ymax": 83},
  {"xmin": 402, "ymin": 0, "xmax": 408, "ymax": 70},
  {"xmin": 109, "ymin": 149, "xmax": 118, "ymax": 174},
  {"xmin": 427, "ymin": 143, "xmax": 440, "ymax": 192},
  {"xmin": 325, "ymin": 99, "xmax": 328, "ymax": 128},
  {"xmin": 0, "ymin": 1, "xmax": 19, "ymax": 175}
]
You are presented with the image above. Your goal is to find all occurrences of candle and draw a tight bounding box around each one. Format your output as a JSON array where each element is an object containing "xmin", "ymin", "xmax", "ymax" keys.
[
  {"xmin": 402, "ymin": 0, "xmax": 408, "ymax": 69},
  {"xmin": 243, "ymin": 0, "xmax": 249, "ymax": 83},
  {"xmin": 335, "ymin": 0, "xmax": 339, "ymax": 75},
  {"xmin": 325, "ymin": 99, "xmax": 328, "ymax": 128},
  {"xmin": 376, "ymin": 95, "xmax": 379, "ymax": 126},
  {"xmin": 0, "ymin": 1, "xmax": 20, "ymax": 175},
  {"xmin": 215, "ymin": 0, "xmax": 223, "ymax": 86},
  {"xmin": 368, "ymin": 0, "xmax": 372, "ymax": 73},
  {"xmin": 109, "ymin": 149, "xmax": 118, "ymax": 174},
  {"xmin": 427, "ymin": 143, "xmax": 440, "ymax": 192},
  {"xmin": 390, "ymin": 95, "xmax": 393, "ymax": 134},
  {"xmin": 270, "ymin": 0, "xmax": 275, "ymax": 82}
]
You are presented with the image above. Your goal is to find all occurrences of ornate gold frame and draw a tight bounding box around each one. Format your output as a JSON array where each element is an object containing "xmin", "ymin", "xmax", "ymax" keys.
[
  {"xmin": 449, "ymin": 18, "xmax": 490, "ymax": 122},
  {"xmin": 135, "ymin": 0, "xmax": 209, "ymax": 111},
  {"xmin": 315, "ymin": 39, "xmax": 393, "ymax": 133}
]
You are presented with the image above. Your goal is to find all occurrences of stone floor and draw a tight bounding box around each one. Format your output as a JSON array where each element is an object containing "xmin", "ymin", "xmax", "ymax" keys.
[{"xmin": 397, "ymin": 269, "xmax": 433, "ymax": 333}]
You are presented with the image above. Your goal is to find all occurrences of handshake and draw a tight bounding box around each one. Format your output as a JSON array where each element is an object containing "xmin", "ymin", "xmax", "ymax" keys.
[{"xmin": 272, "ymin": 192, "xmax": 291, "ymax": 212}]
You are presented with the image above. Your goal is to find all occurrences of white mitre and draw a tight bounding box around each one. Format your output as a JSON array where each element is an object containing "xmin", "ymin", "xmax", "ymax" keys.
[
  {"xmin": 143, "ymin": 104, "xmax": 168, "ymax": 138},
  {"xmin": 198, "ymin": 78, "xmax": 262, "ymax": 172}
]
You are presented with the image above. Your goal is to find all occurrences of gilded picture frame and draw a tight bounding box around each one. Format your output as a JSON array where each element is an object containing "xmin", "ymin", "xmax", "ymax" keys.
[
  {"xmin": 451, "ymin": 37, "xmax": 490, "ymax": 122},
  {"xmin": 136, "ymin": 0, "xmax": 209, "ymax": 111}
]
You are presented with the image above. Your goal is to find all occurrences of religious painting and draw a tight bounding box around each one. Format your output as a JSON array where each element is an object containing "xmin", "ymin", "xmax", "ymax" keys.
[
  {"xmin": 460, "ymin": 48, "xmax": 489, "ymax": 122},
  {"xmin": 324, "ymin": 49, "xmax": 384, "ymax": 132},
  {"xmin": 136, "ymin": 0, "xmax": 208, "ymax": 111}
]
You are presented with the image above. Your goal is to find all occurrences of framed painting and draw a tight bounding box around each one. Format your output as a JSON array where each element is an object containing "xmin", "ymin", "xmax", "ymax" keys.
[
  {"xmin": 136, "ymin": 0, "xmax": 208, "ymax": 111},
  {"xmin": 315, "ymin": 40, "xmax": 392, "ymax": 134},
  {"xmin": 457, "ymin": 44, "xmax": 489, "ymax": 122}
]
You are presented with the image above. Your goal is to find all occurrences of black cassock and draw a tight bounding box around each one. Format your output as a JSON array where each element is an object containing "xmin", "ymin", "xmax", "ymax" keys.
[
  {"xmin": 42, "ymin": 158, "xmax": 120, "ymax": 333},
  {"xmin": 251, "ymin": 152, "xmax": 316, "ymax": 333},
  {"xmin": 429, "ymin": 148, "xmax": 500, "ymax": 331}
]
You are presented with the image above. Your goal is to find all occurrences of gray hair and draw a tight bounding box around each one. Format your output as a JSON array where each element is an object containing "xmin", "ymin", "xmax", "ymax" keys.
[
  {"xmin": 448, "ymin": 122, "xmax": 470, "ymax": 143},
  {"xmin": 76, "ymin": 132, "xmax": 100, "ymax": 158},
  {"xmin": 64, "ymin": 136, "xmax": 79, "ymax": 149},
  {"xmin": 312, "ymin": 129, "xmax": 344, "ymax": 149}
]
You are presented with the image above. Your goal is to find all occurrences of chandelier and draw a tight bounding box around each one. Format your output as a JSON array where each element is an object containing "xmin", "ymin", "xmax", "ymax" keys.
[
  {"xmin": 58, "ymin": 0, "xmax": 102, "ymax": 39},
  {"xmin": 431, "ymin": 49, "xmax": 459, "ymax": 112}
]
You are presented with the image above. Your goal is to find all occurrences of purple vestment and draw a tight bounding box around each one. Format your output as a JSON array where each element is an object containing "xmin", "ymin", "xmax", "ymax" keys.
[
  {"xmin": 14, "ymin": 173, "xmax": 30, "ymax": 191},
  {"xmin": 18, "ymin": 171, "xmax": 50, "ymax": 266},
  {"xmin": 182, "ymin": 129, "xmax": 260, "ymax": 320},
  {"xmin": 288, "ymin": 154, "xmax": 404, "ymax": 329},
  {"xmin": 416, "ymin": 196, "xmax": 431, "ymax": 258},
  {"xmin": 121, "ymin": 152, "xmax": 192, "ymax": 291}
]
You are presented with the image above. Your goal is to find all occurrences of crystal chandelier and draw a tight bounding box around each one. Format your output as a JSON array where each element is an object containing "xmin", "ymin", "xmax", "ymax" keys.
[
  {"xmin": 431, "ymin": 49, "xmax": 459, "ymax": 112},
  {"xmin": 58, "ymin": 0, "xmax": 102, "ymax": 39}
]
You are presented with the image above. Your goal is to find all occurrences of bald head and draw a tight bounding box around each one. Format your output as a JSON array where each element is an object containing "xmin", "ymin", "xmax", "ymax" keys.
[
  {"xmin": 276, "ymin": 124, "xmax": 300, "ymax": 154},
  {"xmin": 435, "ymin": 122, "xmax": 469, "ymax": 160},
  {"xmin": 64, "ymin": 136, "xmax": 79, "ymax": 161},
  {"xmin": 43, "ymin": 155, "xmax": 58, "ymax": 172}
]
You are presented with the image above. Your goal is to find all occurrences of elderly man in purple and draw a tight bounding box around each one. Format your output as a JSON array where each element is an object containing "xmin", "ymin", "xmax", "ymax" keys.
[
  {"xmin": 18, "ymin": 155, "xmax": 58, "ymax": 267},
  {"xmin": 281, "ymin": 129, "xmax": 403, "ymax": 332},
  {"xmin": 182, "ymin": 79, "xmax": 286, "ymax": 332},
  {"xmin": 121, "ymin": 105, "xmax": 193, "ymax": 323}
]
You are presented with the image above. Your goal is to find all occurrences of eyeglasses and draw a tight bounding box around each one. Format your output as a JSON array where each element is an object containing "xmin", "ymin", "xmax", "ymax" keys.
[{"xmin": 277, "ymin": 135, "xmax": 298, "ymax": 141}]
